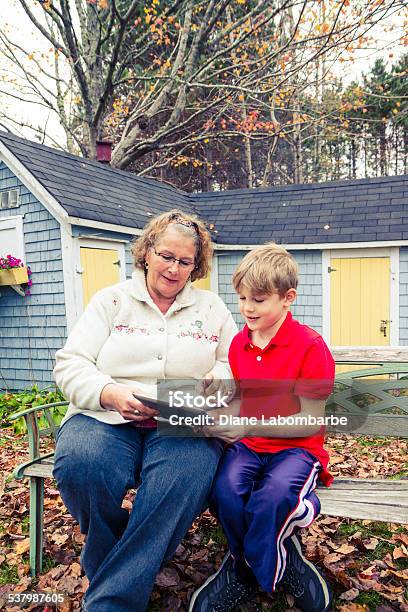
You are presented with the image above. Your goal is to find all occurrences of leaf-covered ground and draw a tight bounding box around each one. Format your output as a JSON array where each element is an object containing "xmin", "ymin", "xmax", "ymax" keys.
[{"xmin": 0, "ymin": 430, "xmax": 407, "ymax": 612}]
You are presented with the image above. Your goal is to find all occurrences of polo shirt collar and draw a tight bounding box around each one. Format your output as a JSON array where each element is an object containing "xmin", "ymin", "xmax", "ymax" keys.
[
  {"xmin": 242, "ymin": 311, "xmax": 296, "ymax": 351},
  {"xmin": 130, "ymin": 267, "xmax": 196, "ymax": 308}
]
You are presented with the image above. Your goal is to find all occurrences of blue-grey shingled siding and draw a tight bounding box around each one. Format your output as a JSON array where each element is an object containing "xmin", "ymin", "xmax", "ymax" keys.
[
  {"xmin": 0, "ymin": 162, "xmax": 66, "ymax": 390},
  {"xmin": 400, "ymin": 247, "xmax": 408, "ymax": 345},
  {"xmin": 217, "ymin": 250, "xmax": 322, "ymax": 333}
]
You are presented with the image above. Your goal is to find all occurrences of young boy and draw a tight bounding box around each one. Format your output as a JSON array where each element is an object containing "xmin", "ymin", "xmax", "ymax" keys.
[{"xmin": 190, "ymin": 244, "xmax": 335, "ymax": 612}]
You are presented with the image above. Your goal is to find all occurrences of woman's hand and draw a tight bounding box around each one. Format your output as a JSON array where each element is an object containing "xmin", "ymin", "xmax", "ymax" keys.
[{"xmin": 100, "ymin": 383, "xmax": 159, "ymax": 422}]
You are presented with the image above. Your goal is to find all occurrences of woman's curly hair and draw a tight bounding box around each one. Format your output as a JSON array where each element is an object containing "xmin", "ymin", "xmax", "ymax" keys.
[{"xmin": 131, "ymin": 209, "xmax": 214, "ymax": 282}]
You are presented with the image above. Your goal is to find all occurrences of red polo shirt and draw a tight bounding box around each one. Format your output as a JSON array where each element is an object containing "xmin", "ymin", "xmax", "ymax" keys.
[{"xmin": 228, "ymin": 311, "xmax": 335, "ymax": 486}]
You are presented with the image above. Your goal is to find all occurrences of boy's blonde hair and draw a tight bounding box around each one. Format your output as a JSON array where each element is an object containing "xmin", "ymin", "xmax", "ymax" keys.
[{"xmin": 232, "ymin": 243, "xmax": 298, "ymax": 298}]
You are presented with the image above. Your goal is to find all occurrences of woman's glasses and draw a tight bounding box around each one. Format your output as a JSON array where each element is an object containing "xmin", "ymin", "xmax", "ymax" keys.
[{"xmin": 153, "ymin": 248, "xmax": 195, "ymax": 269}]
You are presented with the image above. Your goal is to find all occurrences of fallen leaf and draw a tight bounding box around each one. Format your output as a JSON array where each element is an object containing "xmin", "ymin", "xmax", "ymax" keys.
[
  {"xmin": 14, "ymin": 539, "xmax": 30, "ymax": 555},
  {"xmin": 352, "ymin": 576, "xmax": 383, "ymax": 592},
  {"xmin": 0, "ymin": 473, "xmax": 5, "ymax": 501},
  {"xmin": 45, "ymin": 487, "xmax": 61, "ymax": 496},
  {"xmin": 393, "ymin": 545, "xmax": 408, "ymax": 560},
  {"xmin": 70, "ymin": 562, "xmax": 82, "ymax": 578},
  {"xmin": 49, "ymin": 566, "xmax": 65, "ymax": 581},
  {"xmin": 388, "ymin": 569, "xmax": 408, "ymax": 580},
  {"xmin": 335, "ymin": 544, "xmax": 356, "ymax": 555},
  {"xmin": 393, "ymin": 533, "xmax": 408, "ymax": 547},
  {"xmin": 122, "ymin": 499, "xmax": 133, "ymax": 512},
  {"xmin": 363, "ymin": 538, "xmax": 379, "ymax": 550},
  {"xmin": 338, "ymin": 604, "xmax": 369, "ymax": 612},
  {"xmin": 51, "ymin": 533, "xmax": 69, "ymax": 546},
  {"xmin": 383, "ymin": 553, "xmax": 396, "ymax": 569},
  {"xmin": 285, "ymin": 592, "xmax": 295, "ymax": 607},
  {"xmin": 189, "ymin": 549, "xmax": 208, "ymax": 562},
  {"xmin": 13, "ymin": 576, "xmax": 32, "ymax": 592},
  {"xmin": 155, "ymin": 567, "xmax": 180, "ymax": 587},
  {"xmin": 339, "ymin": 588, "xmax": 360, "ymax": 601},
  {"xmin": 330, "ymin": 456, "xmax": 345, "ymax": 465},
  {"xmin": 324, "ymin": 552, "xmax": 343, "ymax": 564}
]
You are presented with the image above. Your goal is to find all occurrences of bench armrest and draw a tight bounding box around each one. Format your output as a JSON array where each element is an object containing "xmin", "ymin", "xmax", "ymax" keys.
[
  {"xmin": 13, "ymin": 452, "xmax": 55, "ymax": 480},
  {"xmin": 9, "ymin": 401, "xmax": 69, "ymax": 461},
  {"xmin": 8, "ymin": 402, "xmax": 69, "ymax": 421}
]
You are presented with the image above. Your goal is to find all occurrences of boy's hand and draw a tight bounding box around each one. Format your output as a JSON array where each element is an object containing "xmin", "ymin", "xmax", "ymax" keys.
[
  {"xmin": 196, "ymin": 372, "xmax": 236, "ymax": 403},
  {"xmin": 202, "ymin": 400, "xmax": 248, "ymax": 444},
  {"xmin": 203, "ymin": 423, "xmax": 247, "ymax": 443}
]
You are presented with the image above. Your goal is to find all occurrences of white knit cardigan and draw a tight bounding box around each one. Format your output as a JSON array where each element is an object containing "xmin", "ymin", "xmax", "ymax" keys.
[{"xmin": 54, "ymin": 268, "xmax": 238, "ymax": 426}]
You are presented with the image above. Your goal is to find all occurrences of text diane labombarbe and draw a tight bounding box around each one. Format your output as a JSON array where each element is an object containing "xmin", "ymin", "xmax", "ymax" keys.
[
  {"xmin": 166, "ymin": 413, "xmax": 349, "ymax": 427},
  {"xmin": 166, "ymin": 390, "xmax": 348, "ymax": 428}
]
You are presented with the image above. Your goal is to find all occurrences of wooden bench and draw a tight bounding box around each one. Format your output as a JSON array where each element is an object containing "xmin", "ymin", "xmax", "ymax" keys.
[{"xmin": 9, "ymin": 366, "xmax": 408, "ymax": 576}]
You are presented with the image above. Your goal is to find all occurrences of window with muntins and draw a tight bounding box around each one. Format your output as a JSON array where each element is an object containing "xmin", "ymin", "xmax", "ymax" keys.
[{"xmin": 0, "ymin": 189, "xmax": 19, "ymax": 209}]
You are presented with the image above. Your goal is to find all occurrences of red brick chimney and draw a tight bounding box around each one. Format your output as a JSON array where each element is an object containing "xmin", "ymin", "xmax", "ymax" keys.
[{"xmin": 96, "ymin": 140, "xmax": 112, "ymax": 164}]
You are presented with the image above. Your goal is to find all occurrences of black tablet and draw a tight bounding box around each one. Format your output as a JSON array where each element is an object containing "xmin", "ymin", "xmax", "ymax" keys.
[{"xmin": 133, "ymin": 394, "xmax": 209, "ymax": 420}]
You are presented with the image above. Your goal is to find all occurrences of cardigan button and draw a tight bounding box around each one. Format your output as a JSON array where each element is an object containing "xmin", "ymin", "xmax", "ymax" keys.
[
  {"xmin": 256, "ymin": 355, "xmax": 262, "ymax": 362},
  {"xmin": 158, "ymin": 355, "xmax": 163, "ymax": 360},
  {"xmin": 159, "ymin": 327, "xmax": 164, "ymax": 332}
]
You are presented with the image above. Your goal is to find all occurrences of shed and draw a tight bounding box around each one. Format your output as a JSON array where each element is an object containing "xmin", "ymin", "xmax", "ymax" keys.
[{"xmin": 0, "ymin": 131, "xmax": 407, "ymax": 389}]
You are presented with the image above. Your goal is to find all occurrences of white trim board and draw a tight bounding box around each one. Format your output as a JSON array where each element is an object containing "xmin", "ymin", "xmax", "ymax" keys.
[
  {"xmin": 215, "ymin": 240, "xmax": 408, "ymax": 251},
  {"xmin": 68, "ymin": 216, "xmax": 143, "ymax": 236},
  {"xmin": 322, "ymin": 247, "xmax": 399, "ymax": 347},
  {"xmin": 210, "ymin": 254, "xmax": 219, "ymax": 293}
]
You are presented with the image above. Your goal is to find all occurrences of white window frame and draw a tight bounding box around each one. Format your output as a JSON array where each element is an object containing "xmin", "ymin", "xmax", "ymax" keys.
[
  {"xmin": 0, "ymin": 215, "xmax": 25, "ymax": 260},
  {"xmin": 210, "ymin": 254, "xmax": 219, "ymax": 292},
  {"xmin": 322, "ymin": 247, "xmax": 399, "ymax": 348},
  {"xmin": 0, "ymin": 188, "xmax": 19, "ymax": 209},
  {"xmin": 74, "ymin": 236, "xmax": 127, "ymax": 315}
]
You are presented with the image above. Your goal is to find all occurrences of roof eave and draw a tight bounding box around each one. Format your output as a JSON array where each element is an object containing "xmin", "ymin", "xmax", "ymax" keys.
[
  {"xmin": 0, "ymin": 140, "xmax": 70, "ymax": 229},
  {"xmin": 214, "ymin": 239, "xmax": 408, "ymax": 251}
]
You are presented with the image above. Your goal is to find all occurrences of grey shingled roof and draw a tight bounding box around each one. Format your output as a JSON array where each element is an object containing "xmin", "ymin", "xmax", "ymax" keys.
[
  {"xmin": 192, "ymin": 178, "xmax": 408, "ymax": 245},
  {"xmin": 1, "ymin": 130, "xmax": 407, "ymax": 245},
  {"xmin": 0, "ymin": 131, "xmax": 192, "ymax": 230}
]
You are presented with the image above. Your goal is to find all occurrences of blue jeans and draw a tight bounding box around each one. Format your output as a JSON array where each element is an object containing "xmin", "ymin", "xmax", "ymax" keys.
[{"xmin": 53, "ymin": 414, "xmax": 222, "ymax": 612}]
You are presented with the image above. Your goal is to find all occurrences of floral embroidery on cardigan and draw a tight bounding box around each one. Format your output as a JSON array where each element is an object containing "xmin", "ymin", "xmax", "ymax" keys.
[
  {"xmin": 178, "ymin": 320, "xmax": 219, "ymax": 343},
  {"xmin": 113, "ymin": 324, "xmax": 150, "ymax": 335},
  {"xmin": 178, "ymin": 330, "xmax": 219, "ymax": 343}
]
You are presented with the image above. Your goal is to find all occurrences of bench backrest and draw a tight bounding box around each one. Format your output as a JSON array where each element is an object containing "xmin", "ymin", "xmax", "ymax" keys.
[
  {"xmin": 9, "ymin": 365, "xmax": 408, "ymax": 463},
  {"xmin": 327, "ymin": 366, "xmax": 408, "ymax": 437}
]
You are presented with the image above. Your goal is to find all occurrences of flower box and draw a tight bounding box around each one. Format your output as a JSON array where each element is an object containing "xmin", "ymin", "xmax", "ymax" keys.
[{"xmin": 0, "ymin": 266, "xmax": 29, "ymax": 286}]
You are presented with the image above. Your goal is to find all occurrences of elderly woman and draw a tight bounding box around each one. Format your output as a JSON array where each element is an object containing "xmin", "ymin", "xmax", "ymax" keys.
[{"xmin": 53, "ymin": 210, "xmax": 237, "ymax": 612}]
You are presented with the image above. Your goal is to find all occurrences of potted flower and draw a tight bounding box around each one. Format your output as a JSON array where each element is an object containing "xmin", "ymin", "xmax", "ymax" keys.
[{"xmin": 0, "ymin": 255, "xmax": 33, "ymax": 296}]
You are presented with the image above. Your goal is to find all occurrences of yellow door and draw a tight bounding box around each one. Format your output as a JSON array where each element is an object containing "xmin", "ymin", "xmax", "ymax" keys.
[
  {"xmin": 330, "ymin": 257, "xmax": 390, "ymax": 346},
  {"xmin": 193, "ymin": 273, "xmax": 211, "ymax": 290},
  {"xmin": 80, "ymin": 247, "xmax": 121, "ymax": 307}
]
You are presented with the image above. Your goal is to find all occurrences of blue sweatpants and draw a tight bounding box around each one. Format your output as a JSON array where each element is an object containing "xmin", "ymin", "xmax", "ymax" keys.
[{"xmin": 210, "ymin": 443, "xmax": 321, "ymax": 593}]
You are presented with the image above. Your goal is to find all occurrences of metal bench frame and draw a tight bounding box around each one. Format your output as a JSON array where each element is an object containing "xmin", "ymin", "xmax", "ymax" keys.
[{"xmin": 9, "ymin": 367, "xmax": 408, "ymax": 576}]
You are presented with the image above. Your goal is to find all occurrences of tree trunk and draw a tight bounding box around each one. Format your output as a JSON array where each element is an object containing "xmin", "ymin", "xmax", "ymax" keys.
[
  {"xmin": 292, "ymin": 111, "xmax": 303, "ymax": 184},
  {"xmin": 351, "ymin": 138, "xmax": 357, "ymax": 179},
  {"xmin": 379, "ymin": 123, "xmax": 387, "ymax": 175}
]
